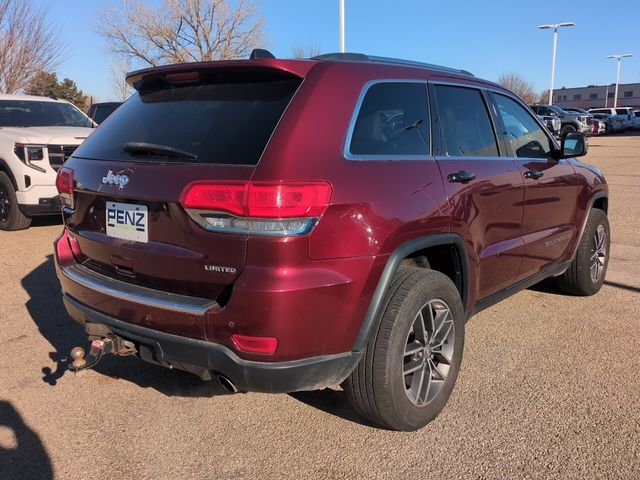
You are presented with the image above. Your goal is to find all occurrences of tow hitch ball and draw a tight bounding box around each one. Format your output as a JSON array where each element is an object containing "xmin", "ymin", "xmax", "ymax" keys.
[{"xmin": 69, "ymin": 336, "xmax": 136, "ymax": 373}]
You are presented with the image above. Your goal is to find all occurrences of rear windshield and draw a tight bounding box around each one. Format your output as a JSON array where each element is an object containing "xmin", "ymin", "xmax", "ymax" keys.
[
  {"xmin": 73, "ymin": 78, "xmax": 301, "ymax": 165},
  {"xmin": 0, "ymin": 100, "xmax": 93, "ymax": 128}
]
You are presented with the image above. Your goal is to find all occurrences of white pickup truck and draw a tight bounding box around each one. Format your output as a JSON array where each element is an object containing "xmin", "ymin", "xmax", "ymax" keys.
[{"xmin": 0, "ymin": 94, "xmax": 95, "ymax": 230}]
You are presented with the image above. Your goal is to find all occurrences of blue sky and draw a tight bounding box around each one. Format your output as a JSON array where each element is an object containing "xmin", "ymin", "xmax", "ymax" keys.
[{"xmin": 35, "ymin": 0, "xmax": 639, "ymax": 101}]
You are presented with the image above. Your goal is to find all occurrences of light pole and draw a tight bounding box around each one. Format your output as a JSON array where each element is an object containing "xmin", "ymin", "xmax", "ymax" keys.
[
  {"xmin": 339, "ymin": 0, "xmax": 345, "ymax": 53},
  {"xmin": 607, "ymin": 54, "xmax": 633, "ymax": 108},
  {"xmin": 538, "ymin": 22, "xmax": 575, "ymax": 105}
]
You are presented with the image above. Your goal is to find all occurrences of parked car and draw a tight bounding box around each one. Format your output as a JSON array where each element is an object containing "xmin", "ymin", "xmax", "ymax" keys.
[
  {"xmin": 537, "ymin": 114, "xmax": 561, "ymax": 137},
  {"xmin": 588, "ymin": 107, "xmax": 635, "ymax": 130},
  {"xmin": 529, "ymin": 105, "xmax": 590, "ymax": 136},
  {"xmin": 559, "ymin": 107, "xmax": 604, "ymax": 136},
  {"xmin": 590, "ymin": 113, "xmax": 625, "ymax": 133},
  {"xmin": 562, "ymin": 107, "xmax": 590, "ymax": 116},
  {"xmin": 86, "ymin": 102, "xmax": 122, "ymax": 125},
  {"xmin": 635, "ymin": 111, "xmax": 640, "ymax": 130},
  {"xmin": 54, "ymin": 50, "xmax": 610, "ymax": 431},
  {"xmin": 0, "ymin": 94, "xmax": 95, "ymax": 230},
  {"xmin": 590, "ymin": 118, "xmax": 606, "ymax": 135}
]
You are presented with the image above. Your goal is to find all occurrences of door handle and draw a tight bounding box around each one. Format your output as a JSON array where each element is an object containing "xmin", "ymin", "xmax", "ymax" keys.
[
  {"xmin": 524, "ymin": 170, "xmax": 544, "ymax": 180},
  {"xmin": 448, "ymin": 171, "xmax": 476, "ymax": 183}
]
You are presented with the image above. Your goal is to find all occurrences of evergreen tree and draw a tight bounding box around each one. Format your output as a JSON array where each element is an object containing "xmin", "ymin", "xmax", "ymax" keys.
[{"xmin": 25, "ymin": 71, "xmax": 87, "ymax": 109}]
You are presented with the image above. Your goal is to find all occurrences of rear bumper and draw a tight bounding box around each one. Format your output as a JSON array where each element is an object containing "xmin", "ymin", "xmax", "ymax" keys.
[
  {"xmin": 19, "ymin": 196, "xmax": 62, "ymax": 216},
  {"xmin": 62, "ymin": 294, "xmax": 361, "ymax": 393},
  {"xmin": 55, "ymin": 228, "xmax": 378, "ymax": 360}
]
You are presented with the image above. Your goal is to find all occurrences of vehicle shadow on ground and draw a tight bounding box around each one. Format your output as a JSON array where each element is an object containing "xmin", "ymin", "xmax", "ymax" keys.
[
  {"xmin": 29, "ymin": 215, "xmax": 62, "ymax": 228},
  {"xmin": 529, "ymin": 278, "xmax": 640, "ymax": 295},
  {"xmin": 289, "ymin": 389, "xmax": 378, "ymax": 428},
  {"xmin": 527, "ymin": 277, "xmax": 565, "ymax": 296},
  {"xmin": 22, "ymin": 255, "xmax": 229, "ymax": 398},
  {"xmin": 0, "ymin": 400, "xmax": 53, "ymax": 480}
]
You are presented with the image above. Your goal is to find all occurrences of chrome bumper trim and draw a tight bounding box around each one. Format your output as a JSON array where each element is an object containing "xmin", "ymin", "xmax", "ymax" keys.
[{"xmin": 59, "ymin": 263, "xmax": 219, "ymax": 316}]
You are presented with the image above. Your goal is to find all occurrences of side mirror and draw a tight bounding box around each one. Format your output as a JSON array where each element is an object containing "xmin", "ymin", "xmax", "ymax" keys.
[{"xmin": 560, "ymin": 132, "xmax": 588, "ymax": 158}]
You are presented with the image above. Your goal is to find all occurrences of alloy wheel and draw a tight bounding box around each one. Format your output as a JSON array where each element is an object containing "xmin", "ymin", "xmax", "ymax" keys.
[
  {"xmin": 403, "ymin": 299, "xmax": 455, "ymax": 406},
  {"xmin": 590, "ymin": 224, "xmax": 607, "ymax": 283}
]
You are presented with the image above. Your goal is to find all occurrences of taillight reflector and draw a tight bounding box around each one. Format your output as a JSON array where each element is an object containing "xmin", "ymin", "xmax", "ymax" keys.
[{"xmin": 231, "ymin": 334, "xmax": 278, "ymax": 354}]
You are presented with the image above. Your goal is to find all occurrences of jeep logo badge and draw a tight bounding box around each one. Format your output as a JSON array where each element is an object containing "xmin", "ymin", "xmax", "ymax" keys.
[{"xmin": 102, "ymin": 170, "xmax": 129, "ymax": 189}]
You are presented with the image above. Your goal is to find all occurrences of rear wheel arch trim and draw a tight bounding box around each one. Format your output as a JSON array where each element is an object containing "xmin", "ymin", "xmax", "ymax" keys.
[{"xmin": 351, "ymin": 233, "xmax": 470, "ymax": 352}]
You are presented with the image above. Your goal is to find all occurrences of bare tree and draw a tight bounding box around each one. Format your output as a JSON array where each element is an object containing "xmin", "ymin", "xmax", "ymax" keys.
[
  {"xmin": 0, "ymin": 0, "xmax": 66, "ymax": 93},
  {"xmin": 497, "ymin": 73, "xmax": 538, "ymax": 104},
  {"xmin": 538, "ymin": 89, "xmax": 550, "ymax": 104},
  {"xmin": 96, "ymin": 0, "xmax": 266, "ymax": 68},
  {"xmin": 110, "ymin": 60, "xmax": 134, "ymax": 102},
  {"xmin": 291, "ymin": 42, "xmax": 322, "ymax": 59}
]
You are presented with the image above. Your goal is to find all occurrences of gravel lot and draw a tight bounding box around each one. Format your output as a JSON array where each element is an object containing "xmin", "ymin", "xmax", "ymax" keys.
[{"xmin": 1, "ymin": 133, "xmax": 639, "ymax": 479}]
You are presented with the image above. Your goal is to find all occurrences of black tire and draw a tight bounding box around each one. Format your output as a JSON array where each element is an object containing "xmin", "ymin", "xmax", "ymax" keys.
[
  {"xmin": 0, "ymin": 172, "xmax": 31, "ymax": 231},
  {"xmin": 556, "ymin": 208, "xmax": 609, "ymax": 296},
  {"xmin": 343, "ymin": 267, "xmax": 465, "ymax": 431},
  {"xmin": 561, "ymin": 124, "xmax": 577, "ymax": 136}
]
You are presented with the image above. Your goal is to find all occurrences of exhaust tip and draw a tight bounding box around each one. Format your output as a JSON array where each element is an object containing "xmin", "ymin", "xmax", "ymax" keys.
[{"xmin": 217, "ymin": 374, "xmax": 238, "ymax": 394}]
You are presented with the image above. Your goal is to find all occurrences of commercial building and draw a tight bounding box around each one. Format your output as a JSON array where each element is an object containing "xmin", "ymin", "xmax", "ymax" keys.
[{"xmin": 553, "ymin": 82, "xmax": 640, "ymax": 109}]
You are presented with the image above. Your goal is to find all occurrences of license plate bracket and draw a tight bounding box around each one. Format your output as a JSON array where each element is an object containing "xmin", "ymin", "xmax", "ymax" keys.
[{"xmin": 106, "ymin": 201, "xmax": 149, "ymax": 243}]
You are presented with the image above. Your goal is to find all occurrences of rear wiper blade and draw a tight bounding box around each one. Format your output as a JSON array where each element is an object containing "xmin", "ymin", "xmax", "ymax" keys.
[{"xmin": 123, "ymin": 142, "xmax": 199, "ymax": 161}]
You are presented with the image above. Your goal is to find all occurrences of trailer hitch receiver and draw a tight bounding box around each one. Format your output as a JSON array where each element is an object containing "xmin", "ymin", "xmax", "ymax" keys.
[{"xmin": 69, "ymin": 336, "xmax": 136, "ymax": 373}]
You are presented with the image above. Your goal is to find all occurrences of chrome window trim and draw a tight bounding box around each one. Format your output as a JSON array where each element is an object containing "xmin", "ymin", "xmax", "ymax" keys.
[
  {"xmin": 434, "ymin": 155, "xmax": 509, "ymax": 161},
  {"xmin": 344, "ymin": 79, "xmax": 432, "ymax": 161},
  {"xmin": 60, "ymin": 263, "xmax": 219, "ymax": 316}
]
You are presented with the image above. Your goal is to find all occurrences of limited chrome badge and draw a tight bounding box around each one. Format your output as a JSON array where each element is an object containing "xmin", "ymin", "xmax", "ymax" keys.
[
  {"xmin": 102, "ymin": 170, "xmax": 129, "ymax": 189},
  {"xmin": 204, "ymin": 265, "xmax": 237, "ymax": 274}
]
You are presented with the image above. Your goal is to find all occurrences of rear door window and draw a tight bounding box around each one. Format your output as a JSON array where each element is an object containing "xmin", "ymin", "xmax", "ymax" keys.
[
  {"xmin": 73, "ymin": 78, "xmax": 301, "ymax": 165},
  {"xmin": 433, "ymin": 85, "xmax": 499, "ymax": 157},
  {"xmin": 348, "ymin": 82, "xmax": 429, "ymax": 157}
]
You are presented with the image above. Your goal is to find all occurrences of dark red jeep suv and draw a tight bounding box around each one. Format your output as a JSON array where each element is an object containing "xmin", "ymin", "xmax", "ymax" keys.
[{"xmin": 54, "ymin": 51, "xmax": 609, "ymax": 431}]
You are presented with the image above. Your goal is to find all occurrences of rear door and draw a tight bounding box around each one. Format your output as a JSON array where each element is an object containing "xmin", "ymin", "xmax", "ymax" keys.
[
  {"xmin": 65, "ymin": 70, "xmax": 302, "ymax": 308},
  {"xmin": 616, "ymin": 108, "xmax": 632, "ymax": 127},
  {"xmin": 431, "ymin": 82, "xmax": 526, "ymax": 300},
  {"xmin": 490, "ymin": 92, "xmax": 578, "ymax": 277}
]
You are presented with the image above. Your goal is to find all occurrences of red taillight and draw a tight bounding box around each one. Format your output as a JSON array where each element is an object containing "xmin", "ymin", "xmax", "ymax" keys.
[
  {"xmin": 247, "ymin": 183, "xmax": 331, "ymax": 217},
  {"xmin": 231, "ymin": 334, "xmax": 278, "ymax": 354},
  {"xmin": 181, "ymin": 182, "xmax": 245, "ymax": 215},
  {"xmin": 55, "ymin": 167, "xmax": 74, "ymax": 208},
  {"xmin": 180, "ymin": 182, "xmax": 332, "ymax": 218}
]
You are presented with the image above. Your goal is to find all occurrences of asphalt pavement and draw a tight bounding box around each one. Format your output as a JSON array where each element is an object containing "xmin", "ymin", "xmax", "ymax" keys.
[{"xmin": 1, "ymin": 133, "xmax": 638, "ymax": 479}]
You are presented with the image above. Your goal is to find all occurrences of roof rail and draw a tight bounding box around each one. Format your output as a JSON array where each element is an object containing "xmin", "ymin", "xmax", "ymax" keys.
[{"xmin": 311, "ymin": 52, "xmax": 474, "ymax": 77}]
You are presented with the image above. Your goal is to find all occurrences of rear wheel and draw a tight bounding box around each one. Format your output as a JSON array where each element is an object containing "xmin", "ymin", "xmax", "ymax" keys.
[
  {"xmin": 561, "ymin": 124, "xmax": 577, "ymax": 136},
  {"xmin": 0, "ymin": 172, "xmax": 31, "ymax": 231},
  {"xmin": 343, "ymin": 268, "xmax": 464, "ymax": 431},
  {"xmin": 556, "ymin": 208, "xmax": 609, "ymax": 295}
]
